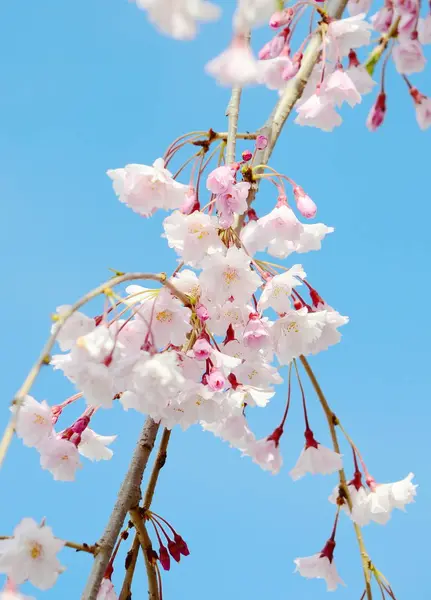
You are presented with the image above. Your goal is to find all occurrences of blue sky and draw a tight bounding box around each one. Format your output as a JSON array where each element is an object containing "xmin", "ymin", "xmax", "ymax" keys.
[{"xmin": 1, "ymin": 1, "xmax": 430, "ymax": 598}]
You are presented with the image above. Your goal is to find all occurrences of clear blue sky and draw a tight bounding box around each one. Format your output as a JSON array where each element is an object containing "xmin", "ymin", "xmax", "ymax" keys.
[{"xmin": 0, "ymin": 1, "xmax": 430, "ymax": 598}]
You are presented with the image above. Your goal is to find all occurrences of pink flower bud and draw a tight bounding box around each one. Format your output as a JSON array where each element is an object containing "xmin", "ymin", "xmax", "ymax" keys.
[
  {"xmin": 195, "ymin": 303, "xmax": 209, "ymax": 322},
  {"xmin": 207, "ymin": 368, "xmax": 226, "ymax": 391},
  {"xmin": 293, "ymin": 186, "xmax": 317, "ymax": 218},
  {"xmin": 247, "ymin": 208, "xmax": 259, "ymax": 221},
  {"xmin": 242, "ymin": 149, "xmax": 253, "ymax": 161},
  {"xmin": 168, "ymin": 539, "xmax": 181, "ymax": 562},
  {"xmin": 159, "ymin": 545, "xmax": 171, "ymax": 571},
  {"xmin": 193, "ymin": 337, "xmax": 212, "ymax": 360},
  {"xmin": 72, "ymin": 415, "xmax": 90, "ymax": 434},
  {"xmin": 269, "ymin": 8, "xmax": 294, "ymax": 29},
  {"xmin": 366, "ymin": 92, "xmax": 386, "ymax": 131},
  {"xmin": 255, "ymin": 135, "xmax": 268, "ymax": 150}
]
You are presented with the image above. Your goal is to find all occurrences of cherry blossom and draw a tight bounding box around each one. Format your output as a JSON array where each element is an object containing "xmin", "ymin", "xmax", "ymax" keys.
[
  {"xmin": 39, "ymin": 436, "xmax": 82, "ymax": 481},
  {"xmin": 107, "ymin": 159, "xmax": 189, "ymax": 217},
  {"xmin": 295, "ymin": 94, "xmax": 343, "ymax": 132},
  {"xmin": 249, "ymin": 437, "xmax": 283, "ymax": 474},
  {"xmin": 243, "ymin": 314, "xmax": 272, "ymax": 350},
  {"xmin": 163, "ymin": 210, "xmax": 222, "ymax": 264},
  {"xmin": 414, "ymin": 95, "xmax": 431, "ymax": 130},
  {"xmin": 327, "ymin": 13, "xmax": 372, "ymax": 57},
  {"xmin": 134, "ymin": 0, "xmax": 220, "ymax": 40},
  {"xmin": 137, "ymin": 291, "xmax": 192, "ymax": 348},
  {"xmin": 51, "ymin": 305, "xmax": 95, "ymax": 352},
  {"xmin": 97, "ymin": 577, "xmax": 117, "ymax": 599},
  {"xmin": 418, "ymin": 14, "xmax": 431, "ymax": 44},
  {"xmin": 392, "ymin": 40, "xmax": 426, "ymax": 74},
  {"xmin": 272, "ymin": 308, "xmax": 324, "ymax": 365},
  {"xmin": 233, "ymin": 0, "xmax": 275, "ymax": 32},
  {"xmin": 206, "ymin": 36, "xmax": 258, "ymax": 87},
  {"xmin": 199, "ymin": 246, "xmax": 261, "ymax": 305},
  {"xmin": 216, "ymin": 181, "xmax": 250, "ymax": 228},
  {"xmin": 294, "ymin": 545, "xmax": 344, "ymax": 591},
  {"xmin": 0, "ymin": 518, "xmax": 64, "ymax": 590},
  {"xmin": 78, "ymin": 428, "xmax": 117, "ymax": 461},
  {"xmin": 13, "ymin": 395, "xmax": 53, "ymax": 449},
  {"xmin": 290, "ymin": 431, "xmax": 343, "ymax": 480},
  {"xmin": 346, "ymin": 64, "xmax": 376, "ymax": 95},
  {"xmin": 259, "ymin": 265, "xmax": 305, "ymax": 313},
  {"xmin": 348, "ymin": 0, "xmax": 373, "ymax": 16},
  {"xmin": 206, "ymin": 165, "xmax": 235, "ymax": 194},
  {"xmin": 323, "ymin": 68, "xmax": 362, "ymax": 108}
]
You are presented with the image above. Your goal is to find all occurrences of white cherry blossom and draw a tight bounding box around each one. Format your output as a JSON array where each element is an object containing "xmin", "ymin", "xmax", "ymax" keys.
[
  {"xmin": 0, "ymin": 518, "xmax": 64, "ymax": 590},
  {"xmin": 51, "ymin": 305, "xmax": 95, "ymax": 351},
  {"xmin": 97, "ymin": 577, "xmax": 117, "ymax": 599},
  {"xmin": 78, "ymin": 428, "xmax": 117, "ymax": 461},
  {"xmin": 13, "ymin": 395, "xmax": 53, "ymax": 449},
  {"xmin": 163, "ymin": 210, "xmax": 222, "ymax": 264},
  {"xmin": 290, "ymin": 432, "xmax": 343, "ymax": 480},
  {"xmin": 294, "ymin": 550, "xmax": 344, "ymax": 591},
  {"xmin": 39, "ymin": 436, "xmax": 82, "ymax": 481},
  {"xmin": 327, "ymin": 13, "xmax": 372, "ymax": 57},
  {"xmin": 200, "ymin": 246, "xmax": 261, "ymax": 305},
  {"xmin": 259, "ymin": 266, "xmax": 305, "ymax": 313}
]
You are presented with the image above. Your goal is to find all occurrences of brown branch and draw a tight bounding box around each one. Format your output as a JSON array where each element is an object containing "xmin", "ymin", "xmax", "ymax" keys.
[
  {"xmin": 119, "ymin": 429, "xmax": 172, "ymax": 600},
  {"xmin": 129, "ymin": 508, "xmax": 159, "ymax": 600},
  {"xmin": 299, "ymin": 356, "xmax": 373, "ymax": 600},
  {"xmin": 81, "ymin": 417, "xmax": 160, "ymax": 600}
]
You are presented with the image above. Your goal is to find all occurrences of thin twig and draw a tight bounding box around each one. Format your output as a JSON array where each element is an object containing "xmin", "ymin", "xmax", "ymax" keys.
[
  {"xmin": 119, "ymin": 429, "xmax": 172, "ymax": 599},
  {"xmin": 299, "ymin": 355, "xmax": 373, "ymax": 600},
  {"xmin": 226, "ymin": 87, "xmax": 242, "ymax": 164},
  {"xmin": 81, "ymin": 417, "xmax": 160, "ymax": 600},
  {"xmin": 0, "ymin": 271, "xmax": 188, "ymax": 470}
]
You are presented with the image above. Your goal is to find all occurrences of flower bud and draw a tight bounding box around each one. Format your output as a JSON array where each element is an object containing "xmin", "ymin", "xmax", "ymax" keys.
[
  {"xmin": 293, "ymin": 186, "xmax": 317, "ymax": 218},
  {"xmin": 269, "ymin": 8, "xmax": 294, "ymax": 29},
  {"xmin": 366, "ymin": 92, "xmax": 386, "ymax": 131},
  {"xmin": 195, "ymin": 303, "xmax": 209, "ymax": 322},
  {"xmin": 180, "ymin": 188, "xmax": 200, "ymax": 215},
  {"xmin": 72, "ymin": 415, "xmax": 90, "ymax": 434},
  {"xmin": 193, "ymin": 337, "xmax": 212, "ymax": 360},
  {"xmin": 174, "ymin": 534, "xmax": 190, "ymax": 557},
  {"xmin": 168, "ymin": 539, "xmax": 181, "ymax": 562},
  {"xmin": 242, "ymin": 149, "xmax": 253, "ymax": 161},
  {"xmin": 207, "ymin": 368, "xmax": 226, "ymax": 392},
  {"xmin": 255, "ymin": 135, "xmax": 268, "ymax": 150},
  {"xmin": 158, "ymin": 545, "xmax": 171, "ymax": 571}
]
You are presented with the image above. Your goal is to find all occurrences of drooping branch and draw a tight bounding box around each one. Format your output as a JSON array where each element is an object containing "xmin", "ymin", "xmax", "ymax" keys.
[
  {"xmin": 119, "ymin": 428, "xmax": 172, "ymax": 600},
  {"xmin": 299, "ymin": 356, "xmax": 373, "ymax": 600},
  {"xmin": 81, "ymin": 417, "xmax": 160, "ymax": 600},
  {"xmin": 0, "ymin": 271, "xmax": 188, "ymax": 469}
]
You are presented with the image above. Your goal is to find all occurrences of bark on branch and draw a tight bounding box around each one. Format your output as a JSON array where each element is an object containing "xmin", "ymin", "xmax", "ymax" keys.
[{"xmin": 81, "ymin": 417, "xmax": 160, "ymax": 600}]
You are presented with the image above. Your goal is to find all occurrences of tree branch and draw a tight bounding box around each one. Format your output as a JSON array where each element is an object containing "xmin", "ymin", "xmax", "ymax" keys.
[
  {"xmin": 226, "ymin": 87, "xmax": 242, "ymax": 164},
  {"xmin": 119, "ymin": 429, "xmax": 172, "ymax": 600},
  {"xmin": 129, "ymin": 508, "xmax": 159, "ymax": 600},
  {"xmin": 299, "ymin": 356, "xmax": 373, "ymax": 600},
  {"xmin": 81, "ymin": 417, "xmax": 160, "ymax": 600}
]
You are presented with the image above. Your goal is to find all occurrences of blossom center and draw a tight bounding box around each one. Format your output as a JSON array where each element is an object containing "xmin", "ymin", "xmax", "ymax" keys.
[
  {"xmin": 33, "ymin": 413, "xmax": 46, "ymax": 425},
  {"xmin": 223, "ymin": 267, "xmax": 239, "ymax": 286},
  {"xmin": 188, "ymin": 224, "xmax": 209, "ymax": 240},
  {"xmin": 29, "ymin": 541, "xmax": 43, "ymax": 560},
  {"xmin": 156, "ymin": 310, "xmax": 173, "ymax": 323}
]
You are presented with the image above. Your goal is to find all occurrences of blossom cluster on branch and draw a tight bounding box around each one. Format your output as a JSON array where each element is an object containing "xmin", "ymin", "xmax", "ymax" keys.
[{"xmin": 1, "ymin": 0, "xmax": 426, "ymax": 599}]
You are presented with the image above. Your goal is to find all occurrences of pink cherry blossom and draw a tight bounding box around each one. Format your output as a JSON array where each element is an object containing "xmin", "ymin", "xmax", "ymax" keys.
[
  {"xmin": 348, "ymin": 0, "xmax": 372, "ymax": 16},
  {"xmin": 418, "ymin": 14, "xmax": 431, "ymax": 44},
  {"xmin": 346, "ymin": 64, "xmax": 376, "ymax": 94},
  {"xmin": 290, "ymin": 430, "xmax": 343, "ymax": 480},
  {"xmin": 216, "ymin": 181, "xmax": 250, "ymax": 228},
  {"xmin": 97, "ymin": 577, "xmax": 117, "ymax": 599},
  {"xmin": 371, "ymin": 5, "xmax": 394, "ymax": 32},
  {"xmin": 13, "ymin": 395, "xmax": 53, "ymax": 449},
  {"xmin": 295, "ymin": 94, "xmax": 343, "ymax": 132},
  {"xmin": 39, "ymin": 436, "xmax": 82, "ymax": 481},
  {"xmin": 243, "ymin": 314, "xmax": 271, "ymax": 350},
  {"xmin": 249, "ymin": 437, "xmax": 283, "ymax": 474},
  {"xmin": 323, "ymin": 68, "xmax": 362, "ymax": 107},
  {"xmin": 206, "ymin": 165, "xmax": 235, "ymax": 194},
  {"xmin": 327, "ymin": 13, "xmax": 372, "ymax": 57},
  {"xmin": 206, "ymin": 36, "xmax": 258, "ymax": 87},
  {"xmin": 207, "ymin": 368, "xmax": 226, "ymax": 391},
  {"xmin": 393, "ymin": 40, "xmax": 426, "ymax": 74},
  {"xmin": 294, "ymin": 544, "xmax": 344, "ymax": 591},
  {"xmin": 415, "ymin": 95, "xmax": 431, "ymax": 130}
]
